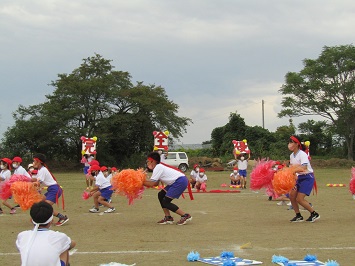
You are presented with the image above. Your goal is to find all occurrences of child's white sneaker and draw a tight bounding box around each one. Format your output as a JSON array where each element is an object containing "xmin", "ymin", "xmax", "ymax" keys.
[{"xmin": 277, "ymin": 201, "xmax": 286, "ymax": 206}]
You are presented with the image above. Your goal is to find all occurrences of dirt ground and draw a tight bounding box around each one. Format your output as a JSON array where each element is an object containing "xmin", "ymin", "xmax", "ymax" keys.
[{"xmin": 1, "ymin": 168, "xmax": 355, "ymax": 265}]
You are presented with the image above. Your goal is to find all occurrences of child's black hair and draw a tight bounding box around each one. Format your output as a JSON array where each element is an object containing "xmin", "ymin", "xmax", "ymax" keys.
[
  {"xmin": 34, "ymin": 153, "xmax": 46, "ymax": 164},
  {"xmin": 147, "ymin": 152, "xmax": 161, "ymax": 163},
  {"xmin": 290, "ymin": 135, "xmax": 306, "ymax": 151},
  {"xmin": 30, "ymin": 201, "xmax": 53, "ymax": 224}
]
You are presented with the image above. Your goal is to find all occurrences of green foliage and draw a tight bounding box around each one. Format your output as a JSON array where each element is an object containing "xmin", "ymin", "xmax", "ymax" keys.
[
  {"xmin": 0, "ymin": 54, "xmax": 191, "ymax": 166},
  {"xmin": 279, "ymin": 44, "xmax": 355, "ymax": 160}
]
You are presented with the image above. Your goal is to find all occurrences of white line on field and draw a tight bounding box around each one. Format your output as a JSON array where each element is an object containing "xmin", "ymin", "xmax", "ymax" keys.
[{"xmin": 0, "ymin": 250, "xmax": 170, "ymax": 256}]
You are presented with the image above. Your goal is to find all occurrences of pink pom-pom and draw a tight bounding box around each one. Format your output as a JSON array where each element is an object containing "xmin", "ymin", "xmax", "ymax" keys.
[
  {"xmin": 82, "ymin": 191, "xmax": 91, "ymax": 200},
  {"xmin": 9, "ymin": 174, "xmax": 31, "ymax": 183},
  {"xmin": 350, "ymin": 167, "xmax": 355, "ymax": 194},
  {"xmin": 272, "ymin": 167, "xmax": 297, "ymax": 195},
  {"xmin": 250, "ymin": 159, "xmax": 276, "ymax": 190},
  {"xmin": 111, "ymin": 168, "xmax": 146, "ymax": 205}
]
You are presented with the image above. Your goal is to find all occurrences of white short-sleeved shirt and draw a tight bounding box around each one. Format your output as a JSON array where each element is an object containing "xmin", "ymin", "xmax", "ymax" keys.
[
  {"xmin": 196, "ymin": 174, "xmax": 207, "ymax": 183},
  {"xmin": 190, "ymin": 170, "xmax": 199, "ymax": 180},
  {"xmin": 37, "ymin": 167, "xmax": 57, "ymax": 187},
  {"xmin": 237, "ymin": 160, "xmax": 248, "ymax": 170},
  {"xmin": 0, "ymin": 169, "xmax": 11, "ymax": 181},
  {"xmin": 230, "ymin": 172, "xmax": 239, "ymax": 179},
  {"xmin": 290, "ymin": 150, "xmax": 313, "ymax": 173},
  {"xmin": 95, "ymin": 172, "xmax": 111, "ymax": 189},
  {"xmin": 150, "ymin": 164, "xmax": 184, "ymax": 186},
  {"xmin": 16, "ymin": 229, "xmax": 71, "ymax": 266},
  {"xmin": 14, "ymin": 166, "xmax": 31, "ymax": 178}
]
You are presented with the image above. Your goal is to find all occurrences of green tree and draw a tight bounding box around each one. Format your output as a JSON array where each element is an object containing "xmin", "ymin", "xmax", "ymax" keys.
[
  {"xmin": 298, "ymin": 119, "xmax": 332, "ymax": 156},
  {"xmin": 211, "ymin": 112, "xmax": 246, "ymax": 157},
  {"xmin": 279, "ymin": 44, "xmax": 355, "ymax": 160},
  {"xmin": 1, "ymin": 54, "xmax": 191, "ymax": 165}
]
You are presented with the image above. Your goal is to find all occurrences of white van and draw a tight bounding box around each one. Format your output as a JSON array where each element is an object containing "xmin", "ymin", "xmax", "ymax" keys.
[{"xmin": 164, "ymin": 152, "xmax": 189, "ymax": 172}]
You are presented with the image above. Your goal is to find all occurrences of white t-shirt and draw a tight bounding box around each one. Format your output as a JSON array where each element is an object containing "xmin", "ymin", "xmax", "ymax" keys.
[
  {"xmin": 0, "ymin": 169, "xmax": 11, "ymax": 181},
  {"xmin": 95, "ymin": 171, "xmax": 111, "ymax": 189},
  {"xmin": 16, "ymin": 229, "xmax": 71, "ymax": 266},
  {"xmin": 150, "ymin": 164, "xmax": 184, "ymax": 185},
  {"xmin": 230, "ymin": 172, "xmax": 239, "ymax": 179},
  {"xmin": 37, "ymin": 167, "xmax": 57, "ymax": 187},
  {"xmin": 14, "ymin": 165, "xmax": 31, "ymax": 178},
  {"xmin": 290, "ymin": 150, "xmax": 313, "ymax": 173},
  {"xmin": 190, "ymin": 170, "xmax": 199, "ymax": 180},
  {"xmin": 196, "ymin": 173, "xmax": 207, "ymax": 183},
  {"xmin": 237, "ymin": 159, "xmax": 248, "ymax": 170}
]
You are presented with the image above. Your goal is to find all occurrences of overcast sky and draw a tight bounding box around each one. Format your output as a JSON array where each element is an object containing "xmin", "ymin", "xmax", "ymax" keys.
[{"xmin": 1, "ymin": 1, "xmax": 355, "ymax": 144}]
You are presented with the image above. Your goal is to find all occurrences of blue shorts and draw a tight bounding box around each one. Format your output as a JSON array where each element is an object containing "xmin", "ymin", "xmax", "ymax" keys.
[
  {"xmin": 100, "ymin": 186, "xmax": 113, "ymax": 200},
  {"xmin": 296, "ymin": 173, "xmax": 315, "ymax": 196},
  {"xmin": 238, "ymin": 169, "xmax": 247, "ymax": 177},
  {"xmin": 45, "ymin": 185, "xmax": 62, "ymax": 203},
  {"xmin": 60, "ymin": 260, "xmax": 65, "ymax": 266},
  {"xmin": 83, "ymin": 166, "xmax": 90, "ymax": 175},
  {"xmin": 165, "ymin": 176, "xmax": 188, "ymax": 199}
]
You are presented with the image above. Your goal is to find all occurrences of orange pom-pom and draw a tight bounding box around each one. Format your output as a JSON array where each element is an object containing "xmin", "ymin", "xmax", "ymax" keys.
[
  {"xmin": 11, "ymin": 181, "xmax": 44, "ymax": 211},
  {"xmin": 111, "ymin": 168, "xmax": 146, "ymax": 205},
  {"xmin": 272, "ymin": 167, "xmax": 297, "ymax": 195}
]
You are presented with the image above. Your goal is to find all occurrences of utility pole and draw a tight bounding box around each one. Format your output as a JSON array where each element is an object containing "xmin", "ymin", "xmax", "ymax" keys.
[{"xmin": 262, "ymin": 100, "xmax": 265, "ymax": 129}]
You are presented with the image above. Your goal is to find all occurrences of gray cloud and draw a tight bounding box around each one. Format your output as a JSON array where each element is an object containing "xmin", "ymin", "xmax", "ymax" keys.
[{"xmin": 1, "ymin": 0, "xmax": 354, "ymax": 143}]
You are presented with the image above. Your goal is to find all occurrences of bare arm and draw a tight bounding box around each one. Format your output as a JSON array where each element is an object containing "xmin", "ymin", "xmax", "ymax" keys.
[{"xmin": 143, "ymin": 179, "xmax": 160, "ymax": 187}]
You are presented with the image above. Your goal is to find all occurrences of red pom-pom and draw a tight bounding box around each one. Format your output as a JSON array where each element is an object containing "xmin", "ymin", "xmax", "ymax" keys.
[
  {"xmin": 272, "ymin": 167, "xmax": 297, "ymax": 195},
  {"xmin": 350, "ymin": 168, "xmax": 355, "ymax": 194},
  {"xmin": 111, "ymin": 168, "xmax": 146, "ymax": 205},
  {"xmin": 0, "ymin": 181, "xmax": 12, "ymax": 200},
  {"xmin": 11, "ymin": 181, "xmax": 44, "ymax": 210},
  {"xmin": 82, "ymin": 191, "xmax": 91, "ymax": 200},
  {"xmin": 250, "ymin": 159, "xmax": 276, "ymax": 190}
]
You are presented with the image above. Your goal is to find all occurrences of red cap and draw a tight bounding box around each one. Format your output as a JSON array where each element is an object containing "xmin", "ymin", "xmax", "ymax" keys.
[
  {"xmin": 32, "ymin": 169, "xmax": 38, "ymax": 174},
  {"xmin": 1, "ymin": 158, "xmax": 12, "ymax": 169},
  {"xmin": 12, "ymin": 156, "xmax": 22, "ymax": 163},
  {"xmin": 193, "ymin": 164, "xmax": 199, "ymax": 169},
  {"xmin": 89, "ymin": 165, "xmax": 101, "ymax": 171},
  {"xmin": 89, "ymin": 160, "xmax": 99, "ymax": 166},
  {"xmin": 233, "ymin": 167, "xmax": 238, "ymax": 170},
  {"xmin": 100, "ymin": 166, "xmax": 108, "ymax": 172},
  {"xmin": 111, "ymin": 167, "xmax": 117, "ymax": 171},
  {"xmin": 199, "ymin": 168, "xmax": 205, "ymax": 173}
]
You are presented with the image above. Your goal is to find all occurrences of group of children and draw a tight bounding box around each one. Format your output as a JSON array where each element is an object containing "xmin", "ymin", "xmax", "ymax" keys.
[
  {"xmin": 228, "ymin": 153, "xmax": 249, "ymax": 189},
  {"xmin": 0, "ymin": 154, "xmax": 69, "ymax": 227},
  {"xmin": 189, "ymin": 164, "xmax": 208, "ymax": 192},
  {"xmin": 6, "ymin": 134, "xmax": 322, "ymax": 265},
  {"xmin": 0, "ymin": 156, "xmax": 39, "ymax": 214},
  {"xmin": 80, "ymin": 156, "xmax": 119, "ymax": 213}
]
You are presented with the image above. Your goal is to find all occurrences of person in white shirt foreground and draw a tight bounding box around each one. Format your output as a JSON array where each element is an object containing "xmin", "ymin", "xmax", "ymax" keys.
[{"xmin": 16, "ymin": 201, "xmax": 76, "ymax": 266}]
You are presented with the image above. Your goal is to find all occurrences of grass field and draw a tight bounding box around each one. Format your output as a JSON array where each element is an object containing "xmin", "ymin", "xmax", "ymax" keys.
[{"xmin": 1, "ymin": 167, "xmax": 355, "ymax": 265}]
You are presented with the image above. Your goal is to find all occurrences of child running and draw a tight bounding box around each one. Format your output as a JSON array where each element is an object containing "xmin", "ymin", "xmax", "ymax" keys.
[
  {"xmin": 31, "ymin": 153, "xmax": 69, "ymax": 226},
  {"xmin": 143, "ymin": 152, "xmax": 192, "ymax": 225},
  {"xmin": 288, "ymin": 135, "xmax": 320, "ymax": 222}
]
